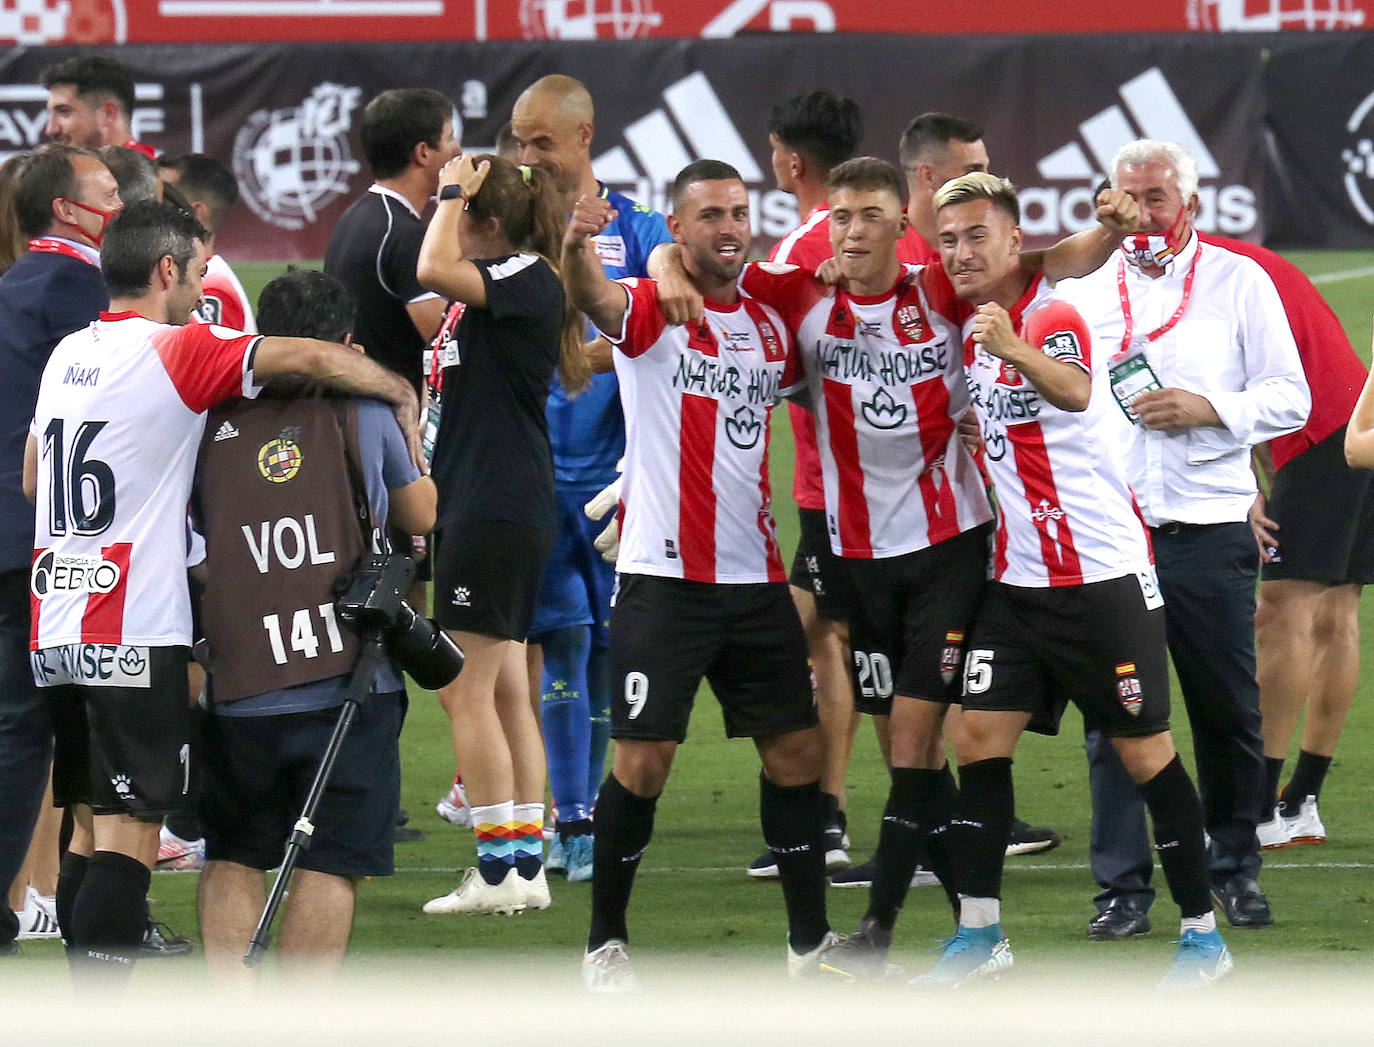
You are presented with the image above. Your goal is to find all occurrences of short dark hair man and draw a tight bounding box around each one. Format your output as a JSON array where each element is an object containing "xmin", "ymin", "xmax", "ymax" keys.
[
  {"xmin": 325, "ymin": 88, "xmax": 460, "ymax": 394},
  {"xmin": 565, "ymin": 159, "xmax": 832, "ymax": 990},
  {"xmin": 23, "ymin": 200, "xmax": 420, "ymax": 987},
  {"xmin": 194, "ymin": 268, "xmax": 436, "ymax": 989},
  {"xmin": 41, "ymin": 55, "xmax": 153, "ymax": 159},
  {"xmin": 161, "ymin": 153, "xmax": 256, "ymax": 332},
  {"xmin": 0, "ymin": 144, "xmax": 118, "ymax": 955},
  {"xmin": 99, "ymin": 145, "xmax": 160, "ymax": 204},
  {"xmin": 897, "ymin": 113, "xmax": 989, "ymax": 262}
]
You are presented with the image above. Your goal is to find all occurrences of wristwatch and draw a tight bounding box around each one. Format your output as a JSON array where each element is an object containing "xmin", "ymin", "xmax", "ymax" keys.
[{"xmin": 439, "ymin": 184, "xmax": 466, "ymax": 203}]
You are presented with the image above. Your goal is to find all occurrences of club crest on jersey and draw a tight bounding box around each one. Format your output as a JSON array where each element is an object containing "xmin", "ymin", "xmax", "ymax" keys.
[
  {"xmin": 998, "ymin": 360, "xmax": 1024, "ymax": 387},
  {"xmin": 258, "ymin": 427, "xmax": 303, "ymax": 483},
  {"xmin": 757, "ymin": 318, "xmax": 784, "ymax": 362},
  {"xmin": 1116, "ymin": 662, "xmax": 1143, "ymax": 716},
  {"xmin": 940, "ymin": 630, "xmax": 966, "ymax": 684},
  {"xmin": 861, "ymin": 387, "xmax": 908, "ymax": 430},
  {"xmin": 895, "ymin": 303, "xmax": 927, "ymax": 345},
  {"xmin": 724, "ymin": 405, "xmax": 763, "ymax": 450},
  {"xmin": 30, "ymin": 550, "xmax": 121, "ymax": 599}
]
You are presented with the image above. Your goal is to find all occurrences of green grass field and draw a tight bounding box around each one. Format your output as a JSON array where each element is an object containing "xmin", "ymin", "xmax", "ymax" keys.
[{"xmin": 13, "ymin": 252, "xmax": 1374, "ymax": 997}]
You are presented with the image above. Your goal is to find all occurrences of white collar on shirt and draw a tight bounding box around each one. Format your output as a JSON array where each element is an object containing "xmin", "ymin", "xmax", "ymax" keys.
[{"xmin": 367, "ymin": 183, "xmax": 423, "ymax": 221}]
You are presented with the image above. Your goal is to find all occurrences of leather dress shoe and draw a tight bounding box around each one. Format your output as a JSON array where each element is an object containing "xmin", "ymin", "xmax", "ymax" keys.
[
  {"xmin": 1087, "ymin": 901, "xmax": 1152, "ymax": 940},
  {"xmin": 1211, "ymin": 875, "xmax": 1274, "ymax": 928}
]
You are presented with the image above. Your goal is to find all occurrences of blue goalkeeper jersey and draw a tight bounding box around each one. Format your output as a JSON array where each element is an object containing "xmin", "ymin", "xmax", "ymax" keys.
[{"xmin": 548, "ymin": 186, "xmax": 670, "ymax": 486}]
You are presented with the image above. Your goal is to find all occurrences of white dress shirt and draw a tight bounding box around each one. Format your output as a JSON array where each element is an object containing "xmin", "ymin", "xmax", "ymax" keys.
[{"xmin": 1056, "ymin": 233, "xmax": 1310, "ymax": 527}]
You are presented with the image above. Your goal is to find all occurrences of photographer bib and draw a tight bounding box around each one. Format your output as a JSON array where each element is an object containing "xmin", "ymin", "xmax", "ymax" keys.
[{"xmin": 196, "ymin": 398, "xmax": 369, "ymax": 703}]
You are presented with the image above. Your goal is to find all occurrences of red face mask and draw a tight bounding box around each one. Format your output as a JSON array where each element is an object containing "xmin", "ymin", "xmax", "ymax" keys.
[
  {"xmin": 1120, "ymin": 204, "xmax": 1190, "ymax": 270},
  {"xmin": 61, "ymin": 198, "xmax": 122, "ymax": 248}
]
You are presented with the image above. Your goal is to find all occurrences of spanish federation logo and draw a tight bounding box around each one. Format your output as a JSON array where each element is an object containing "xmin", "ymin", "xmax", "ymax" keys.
[
  {"xmin": 233, "ymin": 83, "xmax": 362, "ymax": 231},
  {"xmin": 257, "ymin": 427, "xmax": 303, "ymax": 483},
  {"xmin": 1116, "ymin": 662, "xmax": 1143, "ymax": 716}
]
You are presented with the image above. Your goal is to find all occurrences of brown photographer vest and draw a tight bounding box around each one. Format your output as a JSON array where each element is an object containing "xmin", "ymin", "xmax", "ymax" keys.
[{"xmin": 196, "ymin": 398, "xmax": 371, "ymax": 703}]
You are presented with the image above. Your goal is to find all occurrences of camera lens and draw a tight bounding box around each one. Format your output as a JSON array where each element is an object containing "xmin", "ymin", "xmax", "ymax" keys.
[{"xmin": 386, "ymin": 603, "xmax": 464, "ymax": 690}]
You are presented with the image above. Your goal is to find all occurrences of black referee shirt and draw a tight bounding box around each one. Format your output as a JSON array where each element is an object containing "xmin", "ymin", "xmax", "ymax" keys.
[{"xmin": 325, "ymin": 185, "xmax": 436, "ymax": 393}]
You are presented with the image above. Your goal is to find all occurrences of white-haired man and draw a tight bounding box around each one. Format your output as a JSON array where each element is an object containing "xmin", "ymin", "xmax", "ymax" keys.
[{"xmin": 1056, "ymin": 140, "xmax": 1310, "ymax": 935}]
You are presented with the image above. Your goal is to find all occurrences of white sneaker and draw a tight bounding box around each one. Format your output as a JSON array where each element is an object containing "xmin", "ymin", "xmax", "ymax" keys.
[
  {"xmin": 583, "ymin": 938, "xmax": 639, "ymax": 992},
  {"xmin": 422, "ymin": 867, "xmax": 526, "ymax": 915},
  {"xmin": 436, "ymin": 782, "xmax": 471, "ymax": 827},
  {"xmin": 1257, "ymin": 805, "xmax": 1291, "ymax": 850},
  {"xmin": 156, "ymin": 825, "xmax": 206, "ymax": 870},
  {"xmin": 16, "ymin": 887, "xmax": 60, "ymax": 940},
  {"xmin": 519, "ymin": 866, "xmax": 551, "ymax": 910},
  {"xmin": 1284, "ymin": 794, "xmax": 1326, "ymax": 845},
  {"xmin": 787, "ymin": 929, "xmax": 840, "ymax": 979}
]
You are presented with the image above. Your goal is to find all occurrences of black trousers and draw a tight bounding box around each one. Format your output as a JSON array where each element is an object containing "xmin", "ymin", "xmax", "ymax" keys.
[
  {"xmin": 0, "ymin": 570, "xmax": 51, "ymax": 944},
  {"xmin": 1087, "ymin": 522, "xmax": 1263, "ymax": 904}
]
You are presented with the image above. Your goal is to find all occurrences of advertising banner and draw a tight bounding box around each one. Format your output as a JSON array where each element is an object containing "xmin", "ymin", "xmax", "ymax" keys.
[
  {"xmin": 1, "ymin": 0, "xmax": 1368, "ymax": 47},
  {"xmin": 0, "ymin": 34, "xmax": 1275, "ymax": 259}
]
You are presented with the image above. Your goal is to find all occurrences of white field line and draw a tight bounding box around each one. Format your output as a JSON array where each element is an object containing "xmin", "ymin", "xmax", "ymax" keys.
[{"xmin": 1310, "ymin": 264, "xmax": 1374, "ymax": 285}]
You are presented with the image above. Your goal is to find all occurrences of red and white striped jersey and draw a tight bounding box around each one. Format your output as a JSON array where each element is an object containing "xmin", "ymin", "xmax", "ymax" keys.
[
  {"xmin": 741, "ymin": 261, "xmax": 991, "ymax": 559},
  {"xmin": 30, "ymin": 313, "xmax": 260, "ymax": 651},
  {"xmin": 192, "ymin": 254, "xmax": 257, "ymax": 333},
  {"xmin": 608, "ymin": 278, "xmax": 799, "ymax": 584},
  {"xmin": 963, "ymin": 275, "xmax": 1152, "ymax": 587}
]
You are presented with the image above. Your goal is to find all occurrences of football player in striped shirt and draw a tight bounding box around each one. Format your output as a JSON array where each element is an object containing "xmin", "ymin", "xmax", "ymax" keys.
[
  {"xmin": 563, "ymin": 159, "xmax": 832, "ymax": 992},
  {"xmin": 904, "ymin": 172, "xmax": 1230, "ymax": 990}
]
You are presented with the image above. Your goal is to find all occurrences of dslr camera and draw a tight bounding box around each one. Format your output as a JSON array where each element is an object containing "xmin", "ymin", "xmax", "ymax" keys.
[{"xmin": 336, "ymin": 553, "xmax": 463, "ymax": 690}]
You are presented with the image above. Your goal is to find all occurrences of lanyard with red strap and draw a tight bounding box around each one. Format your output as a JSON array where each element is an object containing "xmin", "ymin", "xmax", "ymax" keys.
[
  {"xmin": 1115, "ymin": 245, "xmax": 1201, "ymax": 359},
  {"xmin": 27, "ymin": 237, "xmax": 98, "ymax": 266}
]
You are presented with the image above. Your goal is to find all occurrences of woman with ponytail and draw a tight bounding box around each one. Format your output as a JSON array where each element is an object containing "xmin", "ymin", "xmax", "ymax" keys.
[{"xmin": 416, "ymin": 153, "xmax": 579, "ymax": 915}]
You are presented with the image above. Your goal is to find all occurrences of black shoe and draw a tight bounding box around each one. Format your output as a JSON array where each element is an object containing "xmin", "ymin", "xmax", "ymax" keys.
[
  {"xmin": 393, "ymin": 825, "xmax": 427, "ymax": 844},
  {"xmin": 1005, "ymin": 818, "xmax": 1061, "ymax": 856},
  {"xmin": 747, "ymin": 850, "xmax": 779, "ymax": 879},
  {"xmin": 829, "ymin": 856, "xmax": 876, "ymax": 887},
  {"xmin": 1211, "ymin": 875, "xmax": 1274, "ymax": 928},
  {"xmin": 141, "ymin": 920, "xmax": 193, "ymax": 958},
  {"xmin": 0, "ymin": 939, "xmax": 19, "ymax": 957},
  {"xmin": 396, "ymin": 808, "xmax": 411, "ymax": 826},
  {"xmin": 816, "ymin": 916, "xmax": 893, "ymax": 981},
  {"xmin": 823, "ymin": 823, "xmax": 851, "ymax": 871},
  {"xmin": 1086, "ymin": 901, "xmax": 1152, "ymax": 940}
]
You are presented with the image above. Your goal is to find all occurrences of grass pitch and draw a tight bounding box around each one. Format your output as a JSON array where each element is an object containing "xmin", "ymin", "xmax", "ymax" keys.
[{"xmin": 9, "ymin": 253, "xmax": 1374, "ymax": 999}]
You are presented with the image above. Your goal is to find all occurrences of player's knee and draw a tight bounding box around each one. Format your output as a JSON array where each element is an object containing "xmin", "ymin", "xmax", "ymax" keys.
[{"xmin": 757, "ymin": 726, "xmax": 823, "ymax": 785}]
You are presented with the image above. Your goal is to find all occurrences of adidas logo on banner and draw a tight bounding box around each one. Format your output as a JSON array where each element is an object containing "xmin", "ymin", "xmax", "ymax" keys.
[
  {"xmin": 213, "ymin": 420, "xmax": 239, "ymax": 442},
  {"xmin": 1019, "ymin": 67, "xmax": 1256, "ymax": 238},
  {"xmin": 592, "ymin": 71, "xmax": 797, "ymax": 237}
]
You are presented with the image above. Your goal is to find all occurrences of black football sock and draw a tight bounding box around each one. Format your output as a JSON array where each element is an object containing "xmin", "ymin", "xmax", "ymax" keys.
[
  {"xmin": 866, "ymin": 767, "xmax": 940, "ymax": 931},
  {"xmin": 925, "ymin": 764, "xmax": 962, "ymax": 922},
  {"xmin": 557, "ymin": 817, "xmax": 594, "ymax": 841},
  {"xmin": 1264, "ymin": 756, "xmax": 1285, "ymax": 812},
  {"xmin": 68, "ymin": 850, "xmax": 151, "ymax": 988},
  {"xmin": 55, "ymin": 851, "xmax": 89, "ymax": 950},
  {"xmin": 588, "ymin": 775, "xmax": 657, "ymax": 951},
  {"xmin": 821, "ymin": 791, "xmax": 842, "ymax": 827},
  {"xmin": 1139, "ymin": 754, "xmax": 1211, "ymax": 918},
  {"xmin": 759, "ymin": 773, "xmax": 829, "ymax": 952},
  {"xmin": 946, "ymin": 757, "xmax": 1013, "ymax": 904},
  {"xmin": 1279, "ymin": 750, "xmax": 1332, "ymax": 815}
]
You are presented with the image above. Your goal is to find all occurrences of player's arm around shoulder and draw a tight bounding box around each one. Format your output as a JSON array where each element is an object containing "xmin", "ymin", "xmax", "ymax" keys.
[
  {"xmin": 1035, "ymin": 188, "xmax": 1141, "ymax": 284},
  {"xmin": 563, "ymin": 193, "xmax": 631, "ymax": 338},
  {"xmin": 981, "ymin": 300, "xmax": 1091, "ymax": 413}
]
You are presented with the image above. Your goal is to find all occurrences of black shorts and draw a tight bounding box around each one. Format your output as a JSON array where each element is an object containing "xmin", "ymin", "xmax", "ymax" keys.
[
  {"xmin": 788, "ymin": 507, "xmax": 856, "ymax": 621},
  {"xmin": 1263, "ymin": 426, "xmax": 1374, "ymax": 585},
  {"xmin": 844, "ymin": 524, "xmax": 990, "ymax": 716},
  {"xmin": 960, "ymin": 574, "xmax": 1171, "ymax": 739},
  {"xmin": 46, "ymin": 645, "xmax": 192, "ymax": 816},
  {"xmin": 432, "ymin": 520, "xmax": 554, "ymax": 640},
  {"xmin": 198, "ymin": 692, "xmax": 403, "ymax": 878},
  {"xmin": 608, "ymin": 574, "xmax": 816, "ymax": 743}
]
